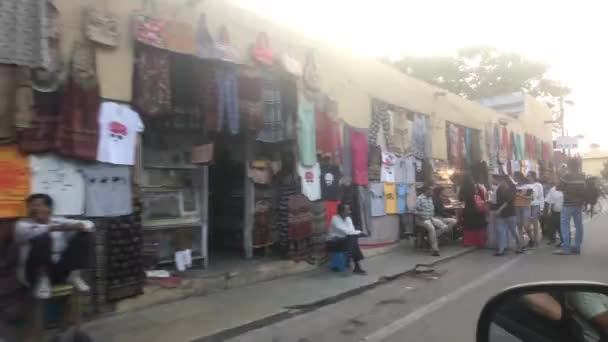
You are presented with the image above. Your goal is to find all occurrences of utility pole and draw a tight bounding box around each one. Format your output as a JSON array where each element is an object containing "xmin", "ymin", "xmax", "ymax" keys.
[{"xmin": 559, "ymin": 96, "xmax": 565, "ymax": 154}]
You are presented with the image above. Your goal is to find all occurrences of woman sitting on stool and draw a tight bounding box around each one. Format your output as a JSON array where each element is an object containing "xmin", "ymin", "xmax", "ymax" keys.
[
  {"xmin": 14, "ymin": 194, "xmax": 94, "ymax": 299},
  {"xmin": 326, "ymin": 203, "xmax": 367, "ymax": 275}
]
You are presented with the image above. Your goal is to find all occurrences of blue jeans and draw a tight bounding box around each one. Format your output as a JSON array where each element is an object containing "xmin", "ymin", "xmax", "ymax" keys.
[
  {"xmin": 496, "ymin": 216, "xmax": 520, "ymax": 253},
  {"xmin": 560, "ymin": 206, "xmax": 583, "ymax": 250},
  {"xmin": 216, "ymin": 68, "xmax": 239, "ymax": 134}
]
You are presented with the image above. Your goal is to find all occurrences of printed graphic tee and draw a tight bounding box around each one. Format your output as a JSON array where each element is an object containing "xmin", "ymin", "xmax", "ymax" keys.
[
  {"xmin": 384, "ymin": 182, "xmax": 397, "ymax": 214},
  {"xmin": 97, "ymin": 102, "xmax": 144, "ymax": 165},
  {"xmin": 381, "ymin": 152, "xmax": 397, "ymax": 182},
  {"xmin": 370, "ymin": 182, "xmax": 386, "ymax": 216},
  {"xmin": 397, "ymin": 183, "xmax": 408, "ymax": 214},
  {"xmin": 30, "ymin": 154, "xmax": 85, "ymax": 216},
  {"xmin": 80, "ymin": 163, "xmax": 133, "ymax": 217},
  {"xmin": 320, "ymin": 164, "xmax": 340, "ymax": 201},
  {"xmin": 298, "ymin": 162, "xmax": 321, "ymax": 201}
]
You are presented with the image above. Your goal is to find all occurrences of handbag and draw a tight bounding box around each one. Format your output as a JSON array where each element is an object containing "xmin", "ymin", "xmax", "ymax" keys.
[
  {"xmin": 83, "ymin": 6, "xmax": 120, "ymax": 47},
  {"xmin": 191, "ymin": 143, "xmax": 214, "ymax": 164},
  {"xmin": 132, "ymin": 0, "xmax": 167, "ymax": 48}
]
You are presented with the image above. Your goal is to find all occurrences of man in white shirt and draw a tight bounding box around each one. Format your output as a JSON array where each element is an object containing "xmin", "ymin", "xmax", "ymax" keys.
[
  {"xmin": 326, "ymin": 203, "xmax": 366, "ymax": 274},
  {"xmin": 527, "ymin": 171, "xmax": 544, "ymax": 247},
  {"xmin": 14, "ymin": 194, "xmax": 94, "ymax": 299},
  {"xmin": 544, "ymin": 183, "xmax": 564, "ymax": 247}
]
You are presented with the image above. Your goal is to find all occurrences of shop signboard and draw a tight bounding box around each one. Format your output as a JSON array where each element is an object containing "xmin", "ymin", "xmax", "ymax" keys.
[{"xmin": 555, "ymin": 136, "xmax": 579, "ymax": 150}]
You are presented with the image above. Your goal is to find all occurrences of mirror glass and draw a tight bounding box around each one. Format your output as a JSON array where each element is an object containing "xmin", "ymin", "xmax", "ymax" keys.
[{"xmin": 488, "ymin": 290, "xmax": 608, "ymax": 342}]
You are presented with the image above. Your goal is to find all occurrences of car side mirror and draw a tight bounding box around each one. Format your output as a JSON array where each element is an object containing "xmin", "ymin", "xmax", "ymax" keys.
[{"xmin": 477, "ymin": 282, "xmax": 608, "ymax": 342}]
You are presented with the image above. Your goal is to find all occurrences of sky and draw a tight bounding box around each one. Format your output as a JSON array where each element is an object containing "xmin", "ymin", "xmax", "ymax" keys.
[{"xmin": 233, "ymin": 0, "xmax": 608, "ymax": 151}]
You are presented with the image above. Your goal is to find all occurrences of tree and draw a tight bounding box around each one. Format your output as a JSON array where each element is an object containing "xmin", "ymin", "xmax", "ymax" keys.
[{"xmin": 387, "ymin": 45, "xmax": 570, "ymax": 131}]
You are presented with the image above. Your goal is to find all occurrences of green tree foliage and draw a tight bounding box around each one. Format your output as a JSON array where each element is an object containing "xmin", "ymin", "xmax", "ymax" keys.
[{"xmin": 387, "ymin": 45, "xmax": 570, "ymax": 129}]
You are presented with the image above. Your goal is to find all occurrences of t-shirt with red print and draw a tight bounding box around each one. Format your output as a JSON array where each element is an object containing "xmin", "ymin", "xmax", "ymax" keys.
[
  {"xmin": 96, "ymin": 101, "xmax": 144, "ymax": 165},
  {"xmin": 298, "ymin": 162, "xmax": 321, "ymax": 201}
]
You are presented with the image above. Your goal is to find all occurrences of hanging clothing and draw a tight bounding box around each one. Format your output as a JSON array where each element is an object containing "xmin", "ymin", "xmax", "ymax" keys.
[
  {"xmin": 368, "ymin": 144, "xmax": 382, "ymax": 182},
  {"xmin": 80, "ymin": 163, "xmax": 133, "ymax": 217},
  {"xmin": 256, "ymin": 73, "xmax": 284, "ymax": 142},
  {"xmin": 350, "ymin": 128, "xmax": 369, "ymax": 185},
  {"xmin": 133, "ymin": 44, "xmax": 171, "ymax": 117},
  {"xmin": 320, "ymin": 164, "xmax": 340, "ymax": 201},
  {"xmin": 411, "ymin": 113, "xmax": 427, "ymax": 159},
  {"xmin": 369, "ymin": 182, "xmax": 386, "ymax": 217},
  {"xmin": 315, "ymin": 109, "xmax": 341, "ymax": 162},
  {"xmin": 324, "ymin": 200, "xmax": 339, "ymax": 232},
  {"xmin": 448, "ymin": 123, "xmax": 459, "ymax": 167},
  {"xmin": 298, "ymin": 163, "xmax": 321, "ymax": 201},
  {"xmin": 381, "ymin": 152, "xmax": 397, "ymax": 183},
  {"xmin": 195, "ymin": 13, "xmax": 215, "ymax": 59},
  {"xmin": 0, "ymin": 145, "xmax": 29, "ymax": 218},
  {"xmin": 0, "ymin": 0, "xmax": 59, "ymax": 69},
  {"xmin": 17, "ymin": 87, "xmax": 62, "ymax": 153},
  {"xmin": 357, "ymin": 185, "xmax": 372, "ymax": 235},
  {"xmin": 0, "ymin": 65, "xmax": 17, "ymax": 144},
  {"xmin": 369, "ymin": 107, "xmax": 393, "ymax": 149},
  {"xmin": 197, "ymin": 60, "xmax": 218, "ymax": 131},
  {"xmin": 298, "ymin": 95, "xmax": 317, "ymax": 167},
  {"xmin": 276, "ymin": 182, "xmax": 298, "ymax": 256},
  {"xmin": 465, "ymin": 128, "xmax": 472, "ymax": 166},
  {"xmin": 29, "ymin": 154, "xmax": 85, "ymax": 216},
  {"xmin": 396, "ymin": 183, "xmax": 408, "ymax": 214},
  {"xmin": 215, "ymin": 66, "xmax": 239, "ymax": 134},
  {"xmin": 96, "ymin": 102, "xmax": 144, "ymax": 166},
  {"xmin": 341, "ymin": 124, "xmax": 353, "ymax": 179},
  {"xmin": 238, "ymin": 67, "xmax": 263, "ymax": 131},
  {"xmin": 384, "ymin": 182, "xmax": 398, "ymax": 214},
  {"xmin": 279, "ymin": 75, "xmax": 297, "ymax": 140},
  {"xmin": 55, "ymin": 42, "xmax": 101, "ymax": 161}
]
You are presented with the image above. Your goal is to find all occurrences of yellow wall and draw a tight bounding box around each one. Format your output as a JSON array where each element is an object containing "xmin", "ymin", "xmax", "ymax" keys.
[
  {"xmin": 583, "ymin": 158, "xmax": 607, "ymax": 177},
  {"xmin": 55, "ymin": 0, "xmax": 552, "ymax": 160}
]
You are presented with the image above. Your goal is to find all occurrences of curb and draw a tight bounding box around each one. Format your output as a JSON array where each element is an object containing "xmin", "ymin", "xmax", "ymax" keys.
[{"xmin": 191, "ymin": 246, "xmax": 477, "ymax": 342}]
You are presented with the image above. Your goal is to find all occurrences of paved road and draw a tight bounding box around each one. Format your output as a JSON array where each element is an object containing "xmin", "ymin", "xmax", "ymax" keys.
[{"xmin": 225, "ymin": 212, "xmax": 608, "ymax": 342}]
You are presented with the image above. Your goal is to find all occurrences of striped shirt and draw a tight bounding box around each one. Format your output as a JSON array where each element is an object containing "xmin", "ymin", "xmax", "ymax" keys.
[{"xmin": 560, "ymin": 173, "xmax": 586, "ymax": 207}]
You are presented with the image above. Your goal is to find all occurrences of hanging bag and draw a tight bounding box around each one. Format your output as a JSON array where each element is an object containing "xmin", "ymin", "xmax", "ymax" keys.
[
  {"xmin": 250, "ymin": 32, "xmax": 274, "ymax": 66},
  {"xmin": 83, "ymin": 0, "xmax": 120, "ymax": 47},
  {"xmin": 132, "ymin": 0, "xmax": 167, "ymax": 48}
]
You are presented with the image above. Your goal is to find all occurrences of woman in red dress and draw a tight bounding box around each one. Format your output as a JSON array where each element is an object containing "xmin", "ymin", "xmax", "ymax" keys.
[{"xmin": 460, "ymin": 174, "xmax": 488, "ymax": 247}]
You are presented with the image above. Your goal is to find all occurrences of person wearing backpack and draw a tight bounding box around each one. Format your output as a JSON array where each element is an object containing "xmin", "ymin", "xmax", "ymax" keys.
[{"xmin": 554, "ymin": 158, "xmax": 587, "ymax": 255}]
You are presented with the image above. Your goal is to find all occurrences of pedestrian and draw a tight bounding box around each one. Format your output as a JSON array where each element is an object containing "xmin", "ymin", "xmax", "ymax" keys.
[
  {"xmin": 432, "ymin": 186, "xmax": 458, "ymax": 233},
  {"xmin": 527, "ymin": 171, "xmax": 544, "ymax": 247},
  {"xmin": 459, "ymin": 174, "xmax": 488, "ymax": 247},
  {"xmin": 13, "ymin": 194, "xmax": 94, "ymax": 299},
  {"xmin": 514, "ymin": 171, "xmax": 535, "ymax": 248},
  {"xmin": 544, "ymin": 182, "xmax": 564, "ymax": 247},
  {"xmin": 416, "ymin": 185, "xmax": 448, "ymax": 256},
  {"xmin": 554, "ymin": 158, "xmax": 588, "ymax": 255},
  {"xmin": 494, "ymin": 175, "xmax": 523, "ymax": 255},
  {"xmin": 326, "ymin": 203, "xmax": 367, "ymax": 274}
]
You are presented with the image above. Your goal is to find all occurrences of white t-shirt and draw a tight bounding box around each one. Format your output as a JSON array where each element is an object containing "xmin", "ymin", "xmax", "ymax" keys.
[
  {"xmin": 327, "ymin": 215, "xmax": 360, "ymax": 239},
  {"xmin": 530, "ymin": 182, "xmax": 545, "ymax": 208},
  {"xmin": 29, "ymin": 154, "xmax": 85, "ymax": 216},
  {"xmin": 381, "ymin": 152, "xmax": 397, "ymax": 182},
  {"xmin": 97, "ymin": 102, "xmax": 144, "ymax": 165},
  {"xmin": 544, "ymin": 186, "xmax": 564, "ymax": 212},
  {"xmin": 298, "ymin": 163, "xmax": 321, "ymax": 201}
]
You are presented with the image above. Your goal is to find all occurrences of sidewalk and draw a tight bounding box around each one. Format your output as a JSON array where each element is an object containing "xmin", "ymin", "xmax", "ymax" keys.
[{"xmin": 84, "ymin": 244, "xmax": 474, "ymax": 342}]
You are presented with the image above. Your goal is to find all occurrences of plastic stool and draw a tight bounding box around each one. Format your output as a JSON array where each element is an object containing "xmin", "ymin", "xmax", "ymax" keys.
[{"xmin": 329, "ymin": 252, "xmax": 348, "ymax": 272}]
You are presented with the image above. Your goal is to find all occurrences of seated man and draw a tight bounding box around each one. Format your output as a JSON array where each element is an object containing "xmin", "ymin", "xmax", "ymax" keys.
[
  {"xmin": 326, "ymin": 203, "xmax": 366, "ymax": 275},
  {"xmin": 416, "ymin": 185, "xmax": 449, "ymax": 256},
  {"xmin": 14, "ymin": 194, "xmax": 94, "ymax": 299},
  {"xmin": 432, "ymin": 186, "xmax": 458, "ymax": 231}
]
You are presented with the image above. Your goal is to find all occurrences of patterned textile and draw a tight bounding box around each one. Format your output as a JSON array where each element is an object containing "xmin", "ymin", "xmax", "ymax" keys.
[
  {"xmin": 0, "ymin": 65, "xmax": 17, "ymax": 144},
  {"xmin": 257, "ymin": 72, "xmax": 284, "ymax": 142},
  {"xmin": 288, "ymin": 193, "xmax": 313, "ymax": 240},
  {"xmin": 280, "ymin": 75, "xmax": 297, "ymax": 140},
  {"xmin": 368, "ymin": 144, "xmax": 382, "ymax": 181},
  {"xmin": 368, "ymin": 106, "xmax": 393, "ymax": 149},
  {"xmin": 276, "ymin": 183, "xmax": 298, "ymax": 255},
  {"xmin": 411, "ymin": 113, "xmax": 428, "ymax": 159},
  {"xmin": 133, "ymin": 44, "xmax": 171, "ymax": 117},
  {"xmin": 238, "ymin": 67, "xmax": 263, "ymax": 131},
  {"xmin": 17, "ymin": 88, "xmax": 61, "ymax": 153},
  {"xmin": 55, "ymin": 42, "xmax": 100, "ymax": 161},
  {"xmin": 197, "ymin": 60, "xmax": 218, "ymax": 131},
  {"xmin": 0, "ymin": 0, "xmax": 59, "ymax": 69}
]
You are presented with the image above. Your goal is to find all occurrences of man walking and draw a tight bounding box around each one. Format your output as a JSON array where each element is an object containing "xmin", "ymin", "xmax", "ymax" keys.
[{"xmin": 554, "ymin": 158, "xmax": 586, "ymax": 255}]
